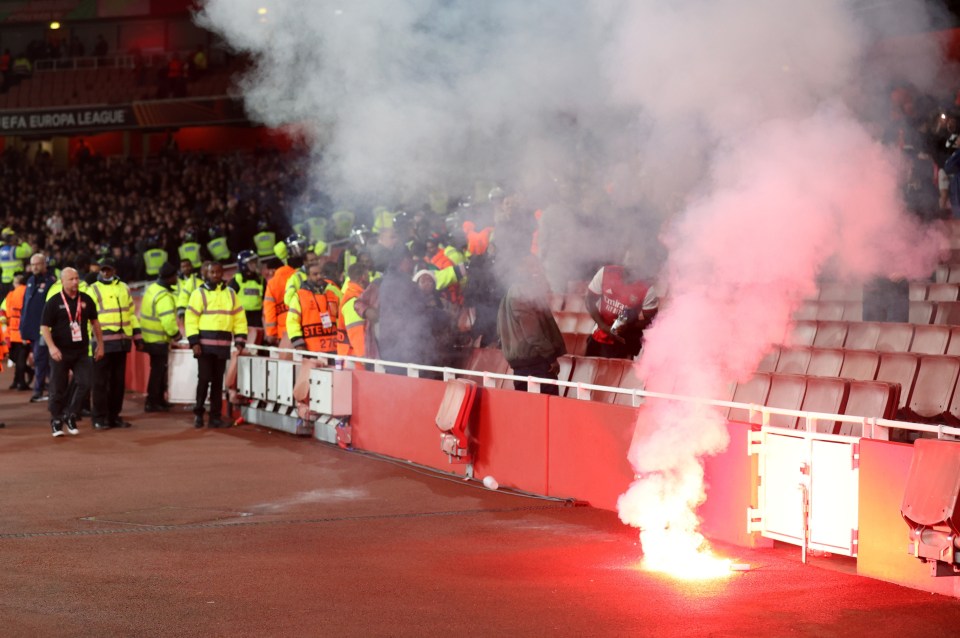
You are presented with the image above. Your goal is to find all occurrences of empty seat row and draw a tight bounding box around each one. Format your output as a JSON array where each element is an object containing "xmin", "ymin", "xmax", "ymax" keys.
[
  {"xmin": 554, "ymin": 312, "xmax": 595, "ymax": 335},
  {"xmin": 794, "ymin": 300, "xmax": 863, "ymax": 322},
  {"xmin": 759, "ymin": 346, "xmax": 960, "ymax": 425},
  {"xmin": 728, "ymin": 373, "xmax": 898, "ymax": 436},
  {"xmin": 909, "ymin": 282, "xmax": 960, "ymax": 303},
  {"xmin": 816, "ymin": 282, "xmax": 864, "ymax": 302},
  {"xmin": 789, "ymin": 320, "xmax": 960, "ymax": 352}
]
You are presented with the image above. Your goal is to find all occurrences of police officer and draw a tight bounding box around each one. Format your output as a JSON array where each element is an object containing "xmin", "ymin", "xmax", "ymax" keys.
[
  {"xmin": 89, "ymin": 257, "xmax": 142, "ymax": 430},
  {"xmin": 185, "ymin": 262, "xmax": 247, "ymax": 429},
  {"xmin": 252, "ymin": 221, "xmax": 276, "ymax": 259},
  {"xmin": 207, "ymin": 226, "xmax": 231, "ymax": 263},
  {"xmin": 140, "ymin": 262, "xmax": 181, "ymax": 412},
  {"xmin": 0, "ymin": 228, "xmax": 31, "ymax": 300},
  {"xmin": 142, "ymin": 235, "xmax": 168, "ymax": 278},
  {"xmin": 176, "ymin": 258, "xmax": 200, "ymax": 322},
  {"xmin": 178, "ymin": 230, "xmax": 202, "ymax": 270},
  {"xmin": 263, "ymin": 234, "xmax": 307, "ymax": 346},
  {"xmin": 228, "ymin": 250, "xmax": 264, "ymax": 343}
]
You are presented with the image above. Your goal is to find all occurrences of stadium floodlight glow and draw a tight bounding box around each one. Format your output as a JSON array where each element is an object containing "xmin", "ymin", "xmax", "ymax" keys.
[
  {"xmin": 49, "ymin": 21, "xmax": 60, "ymax": 30},
  {"xmin": 257, "ymin": 7, "xmax": 267, "ymax": 15}
]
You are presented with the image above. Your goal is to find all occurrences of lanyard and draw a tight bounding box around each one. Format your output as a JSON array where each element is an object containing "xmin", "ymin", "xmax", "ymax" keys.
[{"xmin": 60, "ymin": 290, "xmax": 81, "ymax": 325}]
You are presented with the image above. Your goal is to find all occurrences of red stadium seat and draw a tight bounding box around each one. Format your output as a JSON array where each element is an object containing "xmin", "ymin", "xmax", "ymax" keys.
[
  {"xmin": 728, "ymin": 373, "xmax": 772, "ymax": 423},
  {"xmin": 840, "ymin": 380, "xmax": 899, "ymax": 436},
  {"xmin": 553, "ymin": 311, "xmax": 577, "ymax": 333},
  {"xmin": 615, "ymin": 363, "xmax": 644, "ymax": 407},
  {"xmin": 557, "ymin": 355, "xmax": 575, "ymax": 386},
  {"xmin": 766, "ymin": 374, "xmax": 807, "ymax": 429},
  {"xmin": 775, "ymin": 347, "xmax": 811, "ymax": 374},
  {"xmin": 948, "ymin": 327, "xmax": 960, "ymax": 356},
  {"xmin": 800, "ymin": 377, "xmax": 849, "ymax": 434},
  {"xmin": 909, "ymin": 282, "xmax": 928, "ymax": 301},
  {"xmin": 815, "ymin": 301, "xmax": 845, "ymax": 321},
  {"xmin": 933, "ymin": 301, "xmax": 960, "ymax": 326},
  {"xmin": 574, "ymin": 313, "xmax": 595, "ymax": 335},
  {"xmin": 927, "ymin": 283, "xmax": 960, "ymax": 303},
  {"xmin": 563, "ymin": 293, "xmax": 586, "ymax": 314},
  {"xmin": 845, "ymin": 322, "xmax": 881, "ymax": 350},
  {"xmin": 591, "ymin": 358, "xmax": 630, "ymax": 404},
  {"xmin": 909, "ymin": 301, "xmax": 935, "ymax": 325},
  {"xmin": 904, "ymin": 355, "xmax": 960, "ymax": 422},
  {"xmin": 909, "ymin": 325, "xmax": 950, "ymax": 355},
  {"xmin": 841, "ymin": 301, "xmax": 863, "ymax": 322},
  {"xmin": 755, "ymin": 346, "xmax": 780, "ymax": 373},
  {"xmin": 876, "ymin": 323, "xmax": 914, "ymax": 352},
  {"xmin": 813, "ymin": 321, "xmax": 847, "ymax": 348},
  {"xmin": 787, "ymin": 321, "xmax": 817, "ymax": 347},
  {"xmin": 935, "ymin": 265, "xmax": 952, "ymax": 283},
  {"xmin": 570, "ymin": 334, "xmax": 589, "ymax": 357},
  {"xmin": 838, "ymin": 349, "xmax": 880, "ymax": 381},
  {"xmin": 794, "ymin": 301, "xmax": 819, "ymax": 321},
  {"xmin": 819, "ymin": 282, "xmax": 862, "ymax": 301},
  {"xmin": 564, "ymin": 356, "xmax": 599, "ymax": 399},
  {"xmin": 807, "ymin": 348, "xmax": 843, "ymax": 377},
  {"xmin": 875, "ymin": 353, "xmax": 920, "ymax": 413},
  {"xmin": 549, "ymin": 294, "xmax": 565, "ymax": 313}
]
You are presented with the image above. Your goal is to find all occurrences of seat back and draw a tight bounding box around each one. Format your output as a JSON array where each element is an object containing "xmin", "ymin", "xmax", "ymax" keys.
[
  {"xmin": 786, "ymin": 321, "xmax": 817, "ymax": 347},
  {"xmin": 845, "ymin": 322, "xmax": 881, "ymax": 350},
  {"xmin": 842, "ymin": 301, "xmax": 863, "ymax": 322},
  {"xmin": 838, "ymin": 349, "xmax": 880, "ymax": 381},
  {"xmin": 875, "ymin": 352, "xmax": 920, "ymax": 412},
  {"xmin": 563, "ymin": 293, "xmax": 586, "ymax": 314},
  {"xmin": 800, "ymin": 377, "xmax": 849, "ymax": 434},
  {"xmin": 795, "ymin": 301, "xmax": 818, "ymax": 321},
  {"xmin": 934, "ymin": 301, "xmax": 960, "ymax": 326},
  {"xmin": 755, "ymin": 346, "xmax": 780, "ymax": 373},
  {"xmin": 557, "ymin": 354, "xmax": 575, "ymax": 385},
  {"xmin": 927, "ymin": 283, "xmax": 960, "ymax": 303},
  {"xmin": 553, "ymin": 311, "xmax": 578, "ymax": 333},
  {"xmin": 549, "ymin": 294, "xmax": 565, "ymax": 313},
  {"xmin": 909, "ymin": 282, "xmax": 928, "ymax": 301},
  {"xmin": 816, "ymin": 301, "xmax": 845, "ymax": 321},
  {"xmin": 909, "ymin": 301, "xmax": 935, "ymax": 325},
  {"xmin": 813, "ymin": 321, "xmax": 848, "ymax": 348},
  {"xmin": 615, "ymin": 363, "xmax": 644, "ymax": 407},
  {"xmin": 775, "ymin": 347, "xmax": 811, "ymax": 375},
  {"xmin": 949, "ymin": 327, "xmax": 960, "ymax": 356},
  {"xmin": 592, "ymin": 358, "xmax": 630, "ymax": 404},
  {"xmin": 766, "ymin": 374, "xmax": 808, "ymax": 429},
  {"xmin": 564, "ymin": 356, "xmax": 599, "ymax": 398},
  {"xmin": 910, "ymin": 325, "xmax": 951, "ymax": 355},
  {"xmin": 728, "ymin": 373, "xmax": 772, "ymax": 423},
  {"xmin": 906, "ymin": 355, "xmax": 960, "ymax": 421},
  {"xmin": 841, "ymin": 380, "xmax": 898, "ymax": 436},
  {"xmin": 876, "ymin": 323, "xmax": 914, "ymax": 352},
  {"xmin": 574, "ymin": 314, "xmax": 596, "ymax": 335},
  {"xmin": 561, "ymin": 333, "xmax": 578, "ymax": 357},
  {"xmin": 807, "ymin": 349, "xmax": 844, "ymax": 377}
]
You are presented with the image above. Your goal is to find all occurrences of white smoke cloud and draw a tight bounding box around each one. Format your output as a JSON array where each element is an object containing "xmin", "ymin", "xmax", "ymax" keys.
[{"xmin": 199, "ymin": 0, "xmax": 950, "ymax": 560}]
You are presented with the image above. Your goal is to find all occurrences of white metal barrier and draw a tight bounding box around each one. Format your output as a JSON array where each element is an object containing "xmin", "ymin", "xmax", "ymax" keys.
[{"xmin": 236, "ymin": 344, "xmax": 960, "ymax": 560}]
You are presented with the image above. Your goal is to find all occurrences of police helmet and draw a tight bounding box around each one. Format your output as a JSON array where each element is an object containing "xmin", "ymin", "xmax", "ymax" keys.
[
  {"xmin": 237, "ymin": 249, "xmax": 258, "ymax": 271},
  {"xmin": 284, "ymin": 233, "xmax": 309, "ymax": 259}
]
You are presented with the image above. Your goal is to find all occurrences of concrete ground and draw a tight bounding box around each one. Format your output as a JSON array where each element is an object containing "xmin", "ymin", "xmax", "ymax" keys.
[{"xmin": 2, "ymin": 383, "xmax": 960, "ymax": 637}]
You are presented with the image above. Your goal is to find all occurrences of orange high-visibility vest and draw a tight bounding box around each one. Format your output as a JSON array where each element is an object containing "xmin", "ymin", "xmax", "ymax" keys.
[
  {"xmin": 288, "ymin": 286, "xmax": 340, "ymax": 353},
  {"xmin": 263, "ymin": 265, "xmax": 295, "ymax": 339}
]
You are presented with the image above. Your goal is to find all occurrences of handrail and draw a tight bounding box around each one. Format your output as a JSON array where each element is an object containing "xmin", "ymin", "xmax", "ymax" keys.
[{"xmin": 239, "ymin": 344, "xmax": 960, "ymax": 440}]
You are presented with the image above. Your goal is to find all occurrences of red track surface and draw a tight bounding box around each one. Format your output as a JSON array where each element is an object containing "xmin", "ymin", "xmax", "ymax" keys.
[{"xmin": 2, "ymin": 383, "xmax": 960, "ymax": 637}]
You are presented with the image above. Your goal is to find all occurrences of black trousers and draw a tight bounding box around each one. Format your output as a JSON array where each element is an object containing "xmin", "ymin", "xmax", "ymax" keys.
[
  {"xmin": 146, "ymin": 350, "xmax": 169, "ymax": 406},
  {"xmin": 49, "ymin": 349, "xmax": 92, "ymax": 420},
  {"xmin": 93, "ymin": 350, "xmax": 127, "ymax": 424},
  {"xmin": 10, "ymin": 341, "xmax": 28, "ymax": 387},
  {"xmin": 512, "ymin": 361, "xmax": 560, "ymax": 396},
  {"xmin": 195, "ymin": 353, "xmax": 226, "ymax": 418}
]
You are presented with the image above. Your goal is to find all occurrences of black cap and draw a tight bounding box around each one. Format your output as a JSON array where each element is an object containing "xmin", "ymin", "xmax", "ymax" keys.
[
  {"xmin": 98, "ymin": 256, "xmax": 116, "ymax": 269},
  {"xmin": 158, "ymin": 262, "xmax": 178, "ymax": 279}
]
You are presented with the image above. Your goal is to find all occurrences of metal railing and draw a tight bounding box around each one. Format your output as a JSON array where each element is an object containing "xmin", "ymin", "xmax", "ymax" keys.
[{"xmin": 241, "ymin": 344, "xmax": 960, "ymax": 442}]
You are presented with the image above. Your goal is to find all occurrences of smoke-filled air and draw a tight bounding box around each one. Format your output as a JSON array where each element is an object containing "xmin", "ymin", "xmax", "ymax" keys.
[{"xmin": 198, "ymin": 0, "xmax": 950, "ymax": 571}]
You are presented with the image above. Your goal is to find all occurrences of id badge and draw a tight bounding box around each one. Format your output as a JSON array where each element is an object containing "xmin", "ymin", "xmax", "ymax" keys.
[
  {"xmin": 321, "ymin": 313, "xmax": 332, "ymax": 329},
  {"xmin": 70, "ymin": 321, "xmax": 82, "ymax": 342}
]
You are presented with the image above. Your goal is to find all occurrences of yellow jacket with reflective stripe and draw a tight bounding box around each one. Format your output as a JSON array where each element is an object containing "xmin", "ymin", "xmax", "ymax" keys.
[
  {"xmin": 140, "ymin": 282, "xmax": 180, "ymax": 345},
  {"xmin": 253, "ymin": 231, "xmax": 276, "ymax": 258},
  {"xmin": 185, "ymin": 282, "xmax": 247, "ymax": 359},
  {"xmin": 176, "ymin": 273, "xmax": 200, "ymax": 314},
  {"xmin": 90, "ymin": 278, "xmax": 141, "ymax": 353},
  {"xmin": 336, "ymin": 280, "xmax": 365, "ymax": 357}
]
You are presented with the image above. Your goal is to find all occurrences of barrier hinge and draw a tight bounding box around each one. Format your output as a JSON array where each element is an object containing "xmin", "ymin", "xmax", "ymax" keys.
[
  {"xmin": 851, "ymin": 442, "xmax": 860, "ymax": 470},
  {"xmin": 747, "ymin": 507, "xmax": 763, "ymax": 533}
]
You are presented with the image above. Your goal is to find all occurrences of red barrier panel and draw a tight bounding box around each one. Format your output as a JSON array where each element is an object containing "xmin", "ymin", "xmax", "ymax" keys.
[
  {"xmin": 699, "ymin": 421, "xmax": 771, "ymax": 548},
  {"xmin": 858, "ymin": 438, "xmax": 960, "ymax": 597},
  {"xmin": 546, "ymin": 397, "xmax": 636, "ymax": 511},
  {"xmin": 125, "ymin": 350, "xmax": 149, "ymax": 395},
  {"xmin": 350, "ymin": 370, "xmax": 457, "ymax": 473},
  {"xmin": 472, "ymin": 386, "xmax": 549, "ymax": 495}
]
